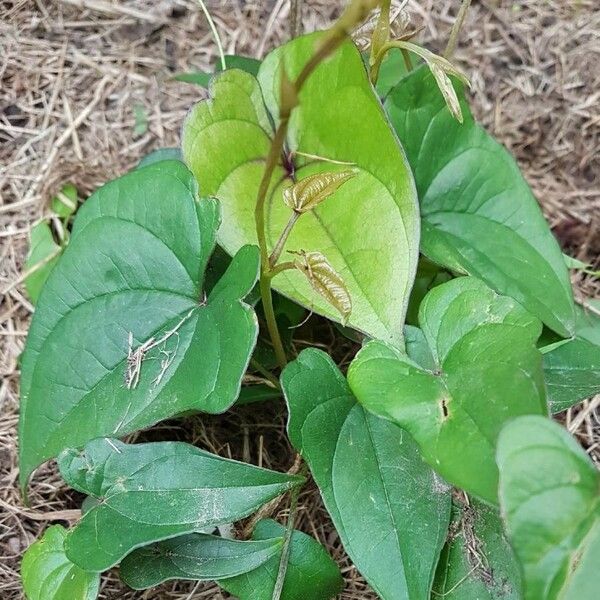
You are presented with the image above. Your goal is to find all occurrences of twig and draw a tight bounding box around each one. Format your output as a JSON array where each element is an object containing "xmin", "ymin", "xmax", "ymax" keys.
[{"xmin": 444, "ymin": 0, "xmax": 472, "ymax": 59}]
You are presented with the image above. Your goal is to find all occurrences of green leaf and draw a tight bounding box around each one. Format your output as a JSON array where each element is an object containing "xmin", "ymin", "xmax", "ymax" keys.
[
  {"xmin": 219, "ymin": 519, "xmax": 343, "ymax": 600},
  {"xmin": 543, "ymin": 305, "xmax": 600, "ymax": 413},
  {"xmin": 50, "ymin": 183, "xmax": 78, "ymax": 219},
  {"xmin": 174, "ymin": 71, "xmax": 213, "ymax": 87},
  {"xmin": 174, "ymin": 54, "xmax": 261, "ymax": 88},
  {"xmin": 237, "ymin": 384, "xmax": 281, "ymax": 405},
  {"xmin": 385, "ymin": 66, "xmax": 575, "ymax": 337},
  {"xmin": 183, "ymin": 32, "xmax": 420, "ymax": 346},
  {"xmin": 21, "ymin": 525, "xmax": 99, "ymax": 600},
  {"xmin": 58, "ymin": 438, "xmax": 302, "ymax": 572},
  {"xmin": 24, "ymin": 221, "xmax": 62, "ymax": 304},
  {"xmin": 137, "ymin": 147, "xmax": 182, "ymax": 169},
  {"xmin": 120, "ymin": 533, "xmax": 282, "ymax": 589},
  {"xmin": 282, "ymin": 348, "xmax": 451, "ymax": 599},
  {"xmin": 19, "ymin": 160, "xmax": 260, "ymax": 488},
  {"xmin": 497, "ymin": 416, "xmax": 600, "ymax": 600},
  {"xmin": 432, "ymin": 498, "xmax": 522, "ymax": 599},
  {"xmin": 348, "ymin": 277, "xmax": 547, "ymax": 504}
]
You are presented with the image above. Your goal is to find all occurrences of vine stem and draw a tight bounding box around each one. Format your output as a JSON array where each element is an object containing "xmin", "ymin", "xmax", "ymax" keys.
[
  {"xmin": 270, "ymin": 212, "xmax": 300, "ymax": 267},
  {"xmin": 289, "ymin": 0, "xmax": 303, "ymax": 39},
  {"xmin": 444, "ymin": 0, "xmax": 471, "ymax": 59},
  {"xmin": 197, "ymin": 0, "xmax": 226, "ymax": 70}
]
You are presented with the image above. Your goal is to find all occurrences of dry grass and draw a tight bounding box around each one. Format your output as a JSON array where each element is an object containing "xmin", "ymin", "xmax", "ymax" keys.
[{"xmin": 1, "ymin": 1, "xmax": 599, "ymax": 598}]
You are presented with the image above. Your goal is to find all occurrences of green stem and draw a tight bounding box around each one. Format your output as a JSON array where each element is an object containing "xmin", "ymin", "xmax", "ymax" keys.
[
  {"xmin": 290, "ymin": 0, "xmax": 303, "ymax": 39},
  {"xmin": 269, "ymin": 212, "xmax": 300, "ymax": 267},
  {"xmin": 444, "ymin": 0, "xmax": 471, "ymax": 59},
  {"xmin": 401, "ymin": 48, "xmax": 413, "ymax": 72},
  {"xmin": 197, "ymin": 0, "xmax": 226, "ymax": 70},
  {"xmin": 259, "ymin": 274, "xmax": 287, "ymax": 370},
  {"xmin": 250, "ymin": 358, "xmax": 281, "ymax": 389},
  {"xmin": 269, "ymin": 261, "xmax": 296, "ymax": 278}
]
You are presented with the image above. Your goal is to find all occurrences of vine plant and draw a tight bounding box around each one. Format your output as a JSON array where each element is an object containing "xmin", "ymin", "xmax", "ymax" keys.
[{"xmin": 19, "ymin": 1, "xmax": 600, "ymax": 599}]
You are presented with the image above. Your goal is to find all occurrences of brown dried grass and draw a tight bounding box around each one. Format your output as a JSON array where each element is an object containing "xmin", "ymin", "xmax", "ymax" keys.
[{"xmin": 1, "ymin": 1, "xmax": 599, "ymax": 598}]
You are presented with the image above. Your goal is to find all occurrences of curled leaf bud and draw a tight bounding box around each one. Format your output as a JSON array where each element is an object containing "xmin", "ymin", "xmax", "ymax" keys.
[
  {"xmin": 292, "ymin": 250, "xmax": 352, "ymax": 323},
  {"xmin": 283, "ymin": 169, "xmax": 357, "ymax": 214}
]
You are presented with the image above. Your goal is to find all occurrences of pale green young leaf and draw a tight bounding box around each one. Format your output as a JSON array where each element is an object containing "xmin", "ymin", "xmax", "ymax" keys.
[
  {"xmin": 348, "ymin": 277, "xmax": 547, "ymax": 504},
  {"xmin": 24, "ymin": 221, "xmax": 62, "ymax": 304},
  {"xmin": 385, "ymin": 66, "xmax": 575, "ymax": 337},
  {"xmin": 497, "ymin": 416, "xmax": 600, "ymax": 600},
  {"xmin": 19, "ymin": 160, "xmax": 260, "ymax": 489},
  {"xmin": 282, "ymin": 349, "xmax": 451, "ymax": 599},
  {"xmin": 21, "ymin": 526, "xmax": 99, "ymax": 600},
  {"xmin": 183, "ymin": 32, "xmax": 419, "ymax": 346},
  {"xmin": 58, "ymin": 438, "xmax": 303, "ymax": 572},
  {"xmin": 120, "ymin": 533, "xmax": 282, "ymax": 589},
  {"xmin": 218, "ymin": 519, "xmax": 343, "ymax": 600}
]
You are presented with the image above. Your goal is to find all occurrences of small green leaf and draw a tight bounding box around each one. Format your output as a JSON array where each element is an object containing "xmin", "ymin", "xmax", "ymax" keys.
[
  {"xmin": 50, "ymin": 183, "xmax": 78, "ymax": 219},
  {"xmin": 174, "ymin": 71, "xmax": 213, "ymax": 87},
  {"xmin": 21, "ymin": 525, "xmax": 99, "ymax": 600},
  {"xmin": 58, "ymin": 438, "xmax": 303, "ymax": 572},
  {"xmin": 432, "ymin": 498, "xmax": 522, "ymax": 599},
  {"xmin": 137, "ymin": 147, "xmax": 182, "ymax": 169},
  {"xmin": 237, "ymin": 384, "xmax": 281, "ymax": 405},
  {"xmin": 542, "ymin": 305, "xmax": 600, "ymax": 412},
  {"xmin": 385, "ymin": 66, "xmax": 575, "ymax": 337},
  {"xmin": 497, "ymin": 416, "xmax": 600, "ymax": 600},
  {"xmin": 24, "ymin": 221, "xmax": 62, "ymax": 304},
  {"xmin": 219, "ymin": 519, "xmax": 343, "ymax": 600},
  {"xmin": 133, "ymin": 103, "xmax": 148, "ymax": 136},
  {"xmin": 183, "ymin": 32, "xmax": 420, "ymax": 346},
  {"xmin": 120, "ymin": 533, "xmax": 282, "ymax": 589},
  {"xmin": 348, "ymin": 277, "xmax": 547, "ymax": 504},
  {"xmin": 282, "ymin": 349, "xmax": 451, "ymax": 599},
  {"xmin": 19, "ymin": 161, "xmax": 260, "ymax": 488},
  {"xmin": 174, "ymin": 54, "xmax": 261, "ymax": 88}
]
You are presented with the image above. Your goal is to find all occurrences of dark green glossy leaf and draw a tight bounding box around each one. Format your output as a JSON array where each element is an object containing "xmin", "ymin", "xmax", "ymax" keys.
[
  {"xmin": 282, "ymin": 348, "xmax": 451, "ymax": 599},
  {"xmin": 120, "ymin": 533, "xmax": 282, "ymax": 589},
  {"xmin": 219, "ymin": 519, "xmax": 343, "ymax": 600},
  {"xmin": 21, "ymin": 526, "xmax": 99, "ymax": 600},
  {"xmin": 348, "ymin": 277, "xmax": 547, "ymax": 504},
  {"xmin": 183, "ymin": 32, "xmax": 420, "ymax": 346},
  {"xmin": 497, "ymin": 416, "xmax": 600, "ymax": 600},
  {"xmin": 58, "ymin": 438, "xmax": 302, "ymax": 571},
  {"xmin": 24, "ymin": 221, "xmax": 62, "ymax": 304},
  {"xmin": 385, "ymin": 66, "xmax": 575, "ymax": 337},
  {"xmin": 543, "ymin": 306, "xmax": 600, "ymax": 412},
  {"xmin": 137, "ymin": 147, "xmax": 182, "ymax": 168},
  {"xmin": 19, "ymin": 160, "xmax": 260, "ymax": 488},
  {"xmin": 432, "ymin": 498, "xmax": 521, "ymax": 599}
]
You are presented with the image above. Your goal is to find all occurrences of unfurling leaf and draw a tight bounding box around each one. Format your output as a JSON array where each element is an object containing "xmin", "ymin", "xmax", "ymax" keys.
[
  {"xmin": 292, "ymin": 251, "xmax": 351, "ymax": 323},
  {"xmin": 393, "ymin": 41, "xmax": 469, "ymax": 122},
  {"xmin": 21, "ymin": 526, "xmax": 100, "ymax": 600},
  {"xmin": 283, "ymin": 169, "xmax": 357, "ymax": 214}
]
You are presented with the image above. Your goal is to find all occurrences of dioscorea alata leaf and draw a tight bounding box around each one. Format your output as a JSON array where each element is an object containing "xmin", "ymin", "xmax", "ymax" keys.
[
  {"xmin": 282, "ymin": 349, "xmax": 451, "ymax": 599},
  {"xmin": 57, "ymin": 438, "xmax": 303, "ymax": 572},
  {"xmin": 21, "ymin": 526, "xmax": 99, "ymax": 600},
  {"xmin": 120, "ymin": 533, "xmax": 282, "ymax": 589},
  {"xmin": 183, "ymin": 32, "xmax": 419, "ymax": 346},
  {"xmin": 432, "ymin": 498, "xmax": 522, "ymax": 599},
  {"xmin": 497, "ymin": 416, "xmax": 600, "ymax": 600},
  {"xmin": 385, "ymin": 66, "xmax": 575, "ymax": 337},
  {"xmin": 19, "ymin": 160, "xmax": 260, "ymax": 489},
  {"xmin": 348, "ymin": 277, "xmax": 547, "ymax": 504},
  {"xmin": 542, "ymin": 305, "xmax": 600, "ymax": 413},
  {"xmin": 218, "ymin": 519, "xmax": 343, "ymax": 600}
]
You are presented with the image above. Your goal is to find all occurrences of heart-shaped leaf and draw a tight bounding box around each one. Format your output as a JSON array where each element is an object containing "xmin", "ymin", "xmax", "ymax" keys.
[
  {"xmin": 21, "ymin": 526, "xmax": 99, "ymax": 600},
  {"xmin": 19, "ymin": 160, "xmax": 260, "ymax": 488},
  {"xmin": 58, "ymin": 438, "xmax": 303, "ymax": 571},
  {"xmin": 497, "ymin": 416, "xmax": 600, "ymax": 600},
  {"xmin": 282, "ymin": 348, "xmax": 451, "ymax": 599},
  {"xmin": 120, "ymin": 533, "xmax": 282, "ymax": 589},
  {"xmin": 348, "ymin": 277, "xmax": 547, "ymax": 504},
  {"xmin": 542, "ymin": 305, "xmax": 600, "ymax": 413},
  {"xmin": 432, "ymin": 497, "xmax": 522, "ymax": 599},
  {"xmin": 385, "ymin": 66, "xmax": 575, "ymax": 337},
  {"xmin": 183, "ymin": 32, "xmax": 420, "ymax": 346},
  {"xmin": 219, "ymin": 519, "xmax": 343, "ymax": 600}
]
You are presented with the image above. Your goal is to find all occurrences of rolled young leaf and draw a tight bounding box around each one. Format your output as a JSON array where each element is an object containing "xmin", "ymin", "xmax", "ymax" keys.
[
  {"xmin": 497, "ymin": 416, "xmax": 600, "ymax": 600},
  {"xmin": 432, "ymin": 497, "xmax": 522, "ymax": 599},
  {"xmin": 218, "ymin": 519, "xmax": 343, "ymax": 600},
  {"xmin": 183, "ymin": 32, "xmax": 420, "ymax": 346},
  {"xmin": 57, "ymin": 438, "xmax": 303, "ymax": 572},
  {"xmin": 385, "ymin": 66, "xmax": 575, "ymax": 337},
  {"xmin": 21, "ymin": 526, "xmax": 99, "ymax": 600},
  {"xmin": 120, "ymin": 533, "xmax": 282, "ymax": 589},
  {"xmin": 348, "ymin": 277, "xmax": 547, "ymax": 504},
  {"xmin": 19, "ymin": 160, "xmax": 260, "ymax": 489},
  {"xmin": 542, "ymin": 305, "xmax": 600, "ymax": 413},
  {"xmin": 282, "ymin": 348, "xmax": 451, "ymax": 599}
]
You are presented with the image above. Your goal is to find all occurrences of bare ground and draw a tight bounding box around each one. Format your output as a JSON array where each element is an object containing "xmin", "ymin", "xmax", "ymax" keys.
[{"xmin": 1, "ymin": 1, "xmax": 599, "ymax": 598}]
